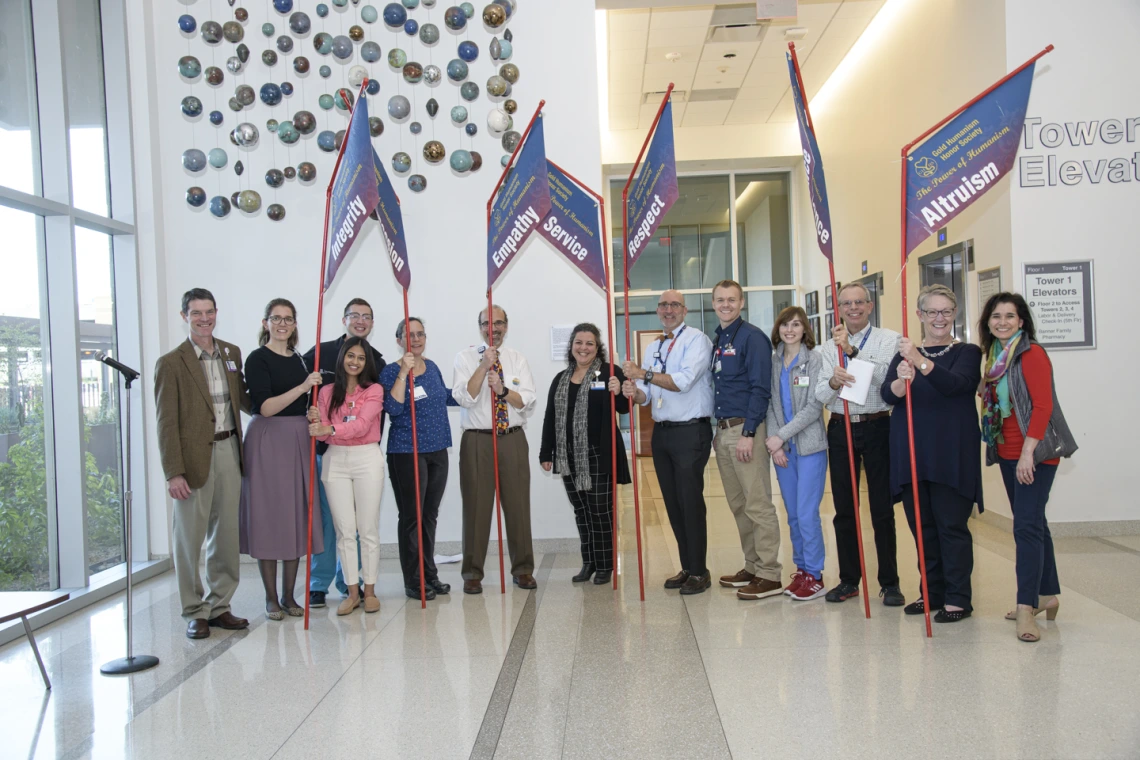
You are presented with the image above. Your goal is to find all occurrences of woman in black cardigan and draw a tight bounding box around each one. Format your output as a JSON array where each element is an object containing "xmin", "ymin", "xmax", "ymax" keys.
[
  {"xmin": 540, "ymin": 323, "xmax": 631, "ymax": 585},
  {"xmin": 881, "ymin": 284, "xmax": 983, "ymax": 622}
]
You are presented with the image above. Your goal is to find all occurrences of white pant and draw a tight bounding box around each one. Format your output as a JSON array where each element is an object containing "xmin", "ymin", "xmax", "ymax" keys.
[{"xmin": 320, "ymin": 445, "xmax": 384, "ymax": 586}]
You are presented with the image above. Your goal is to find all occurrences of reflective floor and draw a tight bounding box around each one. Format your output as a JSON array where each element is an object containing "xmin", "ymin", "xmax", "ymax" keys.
[{"xmin": 3, "ymin": 459, "xmax": 1140, "ymax": 759}]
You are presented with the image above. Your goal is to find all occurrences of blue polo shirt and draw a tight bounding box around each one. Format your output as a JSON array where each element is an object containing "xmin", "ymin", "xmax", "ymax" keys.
[{"xmin": 712, "ymin": 317, "xmax": 772, "ymax": 435}]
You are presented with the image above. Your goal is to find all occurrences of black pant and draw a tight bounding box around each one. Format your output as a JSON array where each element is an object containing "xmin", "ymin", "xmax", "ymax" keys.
[
  {"xmin": 652, "ymin": 421, "xmax": 713, "ymax": 576},
  {"xmin": 387, "ymin": 450, "xmax": 448, "ymax": 587},
  {"xmin": 563, "ymin": 448, "xmax": 615, "ymax": 571},
  {"xmin": 828, "ymin": 416, "xmax": 898, "ymax": 588},
  {"xmin": 901, "ymin": 480, "xmax": 975, "ymax": 610}
]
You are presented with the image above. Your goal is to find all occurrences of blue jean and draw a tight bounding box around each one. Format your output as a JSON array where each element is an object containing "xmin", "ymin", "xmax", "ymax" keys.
[
  {"xmin": 999, "ymin": 459, "xmax": 1060, "ymax": 607},
  {"xmin": 774, "ymin": 445, "xmax": 828, "ymax": 578},
  {"xmin": 309, "ymin": 454, "xmax": 361, "ymax": 594}
]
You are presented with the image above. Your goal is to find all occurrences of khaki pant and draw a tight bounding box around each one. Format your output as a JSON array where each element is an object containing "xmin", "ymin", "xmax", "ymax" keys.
[
  {"xmin": 322, "ymin": 444, "xmax": 384, "ymax": 586},
  {"xmin": 172, "ymin": 437, "xmax": 242, "ymax": 621},
  {"xmin": 459, "ymin": 429, "xmax": 535, "ymax": 580},
  {"xmin": 714, "ymin": 422, "xmax": 782, "ymax": 582}
]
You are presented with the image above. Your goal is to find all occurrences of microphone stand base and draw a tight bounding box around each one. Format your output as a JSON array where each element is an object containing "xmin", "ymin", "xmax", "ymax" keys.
[{"xmin": 100, "ymin": 655, "xmax": 159, "ymax": 675}]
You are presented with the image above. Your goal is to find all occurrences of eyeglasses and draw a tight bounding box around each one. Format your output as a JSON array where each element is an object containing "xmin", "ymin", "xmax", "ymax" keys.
[
  {"xmin": 267, "ymin": 315, "xmax": 296, "ymax": 325},
  {"xmin": 345, "ymin": 313, "xmax": 373, "ymax": 322},
  {"xmin": 656, "ymin": 302, "xmax": 684, "ymax": 311},
  {"xmin": 838, "ymin": 299, "xmax": 869, "ymax": 308},
  {"xmin": 405, "ymin": 331, "xmax": 426, "ymax": 340},
  {"xmin": 480, "ymin": 320, "xmax": 508, "ymax": 329},
  {"xmin": 922, "ymin": 309, "xmax": 955, "ymax": 319}
]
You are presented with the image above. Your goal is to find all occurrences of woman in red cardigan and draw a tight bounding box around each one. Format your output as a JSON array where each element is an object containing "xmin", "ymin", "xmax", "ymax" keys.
[{"xmin": 978, "ymin": 293, "xmax": 1077, "ymax": 643}]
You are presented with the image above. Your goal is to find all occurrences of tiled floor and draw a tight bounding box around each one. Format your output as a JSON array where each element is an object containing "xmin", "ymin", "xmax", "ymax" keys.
[{"xmin": 3, "ymin": 459, "xmax": 1139, "ymax": 759}]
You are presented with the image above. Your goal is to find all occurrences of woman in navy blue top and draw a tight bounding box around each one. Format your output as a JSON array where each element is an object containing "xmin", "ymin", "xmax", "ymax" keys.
[
  {"xmin": 881, "ymin": 285, "xmax": 982, "ymax": 622},
  {"xmin": 379, "ymin": 317, "xmax": 459, "ymax": 600}
]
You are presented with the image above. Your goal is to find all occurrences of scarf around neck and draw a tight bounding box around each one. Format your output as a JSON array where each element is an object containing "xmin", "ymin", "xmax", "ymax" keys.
[
  {"xmin": 555, "ymin": 358, "xmax": 602, "ymax": 491},
  {"xmin": 981, "ymin": 330, "xmax": 1023, "ymax": 447}
]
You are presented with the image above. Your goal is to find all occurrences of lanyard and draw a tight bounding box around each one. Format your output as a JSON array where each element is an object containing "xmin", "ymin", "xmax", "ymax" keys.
[
  {"xmin": 655, "ymin": 325, "xmax": 686, "ymax": 374},
  {"xmin": 841, "ymin": 326, "xmax": 872, "ymax": 368},
  {"xmin": 711, "ymin": 319, "xmax": 745, "ymax": 370}
]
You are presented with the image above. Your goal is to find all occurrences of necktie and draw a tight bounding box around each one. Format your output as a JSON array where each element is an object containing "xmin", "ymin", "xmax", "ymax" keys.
[{"xmin": 492, "ymin": 358, "xmax": 509, "ymax": 434}]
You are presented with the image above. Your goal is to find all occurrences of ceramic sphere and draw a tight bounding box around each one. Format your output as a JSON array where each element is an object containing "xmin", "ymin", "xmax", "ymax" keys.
[
  {"xmin": 266, "ymin": 168, "xmax": 285, "ymax": 187},
  {"xmin": 409, "ymin": 121, "xmax": 422, "ymax": 134},
  {"xmin": 262, "ymin": 22, "xmax": 275, "ymax": 36},
  {"xmin": 210, "ymin": 110, "xmax": 224, "ymax": 125},
  {"xmin": 335, "ymin": 130, "xmax": 346, "ymax": 149},
  {"xmin": 298, "ymin": 162, "xmax": 316, "ymax": 182},
  {"xmin": 223, "ymin": 21, "xmax": 244, "ymax": 43},
  {"xmin": 402, "ymin": 0, "xmax": 420, "ymax": 7},
  {"xmin": 182, "ymin": 149, "xmax": 207, "ymax": 172},
  {"xmin": 273, "ymin": 0, "xmax": 294, "ymax": 13},
  {"xmin": 277, "ymin": 121, "xmax": 300, "ymax": 144},
  {"xmin": 284, "ymin": 166, "xmax": 297, "ymax": 179},
  {"xmin": 333, "ymin": 0, "xmax": 348, "ymax": 6},
  {"xmin": 293, "ymin": 56, "xmax": 310, "ymax": 74},
  {"xmin": 314, "ymin": 33, "xmax": 333, "ymax": 54},
  {"xmin": 209, "ymin": 196, "xmax": 231, "ymax": 218},
  {"xmin": 349, "ymin": 25, "xmax": 365, "ymax": 42},
  {"xmin": 235, "ymin": 84, "xmax": 256, "ymax": 106},
  {"xmin": 499, "ymin": 63, "xmax": 519, "ymax": 84},
  {"xmin": 460, "ymin": 2, "xmax": 475, "ymax": 18},
  {"xmin": 446, "ymin": 59, "xmax": 468, "ymax": 81},
  {"xmin": 187, "ymin": 186, "xmax": 206, "ymax": 206},
  {"xmin": 487, "ymin": 108, "xmax": 510, "ymax": 131},
  {"xmin": 201, "ymin": 21, "xmax": 223, "ymax": 44},
  {"xmin": 267, "ymin": 204, "xmax": 286, "ymax": 221},
  {"xmin": 226, "ymin": 56, "xmax": 243, "ymax": 74},
  {"xmin": 259, "ymin": 83, "xmax": 283, "ymax": 106},
  {"xmin": 205, "ymin": 66, "xmax": 224, "ymax": 85},
  {"xmin": 402, "ymin": 62, "xmax": 423, "ymax": 83},
  {"xmin": 319, "ymin": 65, "xmax": 332, "ymax": 78},
  {"xmin": 318, "ymin": 94, "xmax": 335, "ymax": 110},
  {"xmin": 408, "ymin": 174, "xmax": 427, "ymax": 192},
  {"xmin": 388, "ymin": 48, "xmax": 407, "ymax": 67},
  {"xmin": 443, "ymin": 6, "xmax": 466, "ymax": 30},
  {"xmin": 292, "ymin": 111, "xmax": 316, "ymax": 134},
  {"xmin": 262, "ymin": 50, "xmax": 278, "ymax": 67},
  {"xmin": 486, "ymin": 75, "xmax": 508, "ymax": 97},
  {"xmin": 276, "ymin": 35, "xmax": 293, "ymax": 53},
  {"xmin": 501, "ymin": 130, "xmax": 520, "ymax": 153},
  {"xmin": 317, "ymin": 130, "xmax": 337, "ymax": 151},
  {"xmin": 422, "ymin": 64, "xmax": 441, "ymax": 85},
  {"xmin": 227, "ymin": 97, "xmax": 242, "ymax": 112},
  {"xmin": 457, "ymin": 40, "xmax": 478, "ymax": 62},
  {"xmin": 237, "ymin": 190, "xmax": 261, "ymax": 213},
  {"xmin": 470, "ymin": 150, "xmax": 482, "ymax": 171},
  {"xmin": 496, "ymin": 38, "xmax": 513, "ymax": 59},
  {"xmin": 335, "ymin": 89, "xmax": 354, "ymax": 110},
  {"xmin": 450, "ymin": 105, "xmax": 468, "ymax": 123},
  {"xmin": 392, "ymin": 152, "xmax": 412, "ymax": 172},
  {"xmin": 422, "ymin": 0, "xmax": 435, "ymax": 6},
  {"xmin": 178, "ymin": 15, "xmax": 197, "ymax": 34},
  {"xmin": 266, "ymin": 118, "xmax": 279, "ymax": 132},
  {"xmin": 426, "ymin": 98, "xmax": 439, "ymax": 117},
  {"xmin": 364, "ymin": 118, "xmax": 382, "ymax": 138},
  {"xmin": 500, "ymin": 154, "xmax": 510, "ymax": 167},
  {"xmin": 494, "ymin": 0, "xmax": 515, "ymax": 17},
  {"xmin": 361, "ymin": 4, "xmax": 378, "ymax": 22},
  {"xmin": 388, "ymin": 94, "xmax": 411, "ymax": 119},
  {"xmin": 289, "ymin": 11, "xmax": 311, "ymax": 34},
  {"xmin": 423, "ymin": 140, "xmax": 445, "ymax": 163},
  {"xmin": 234, "ymin": 122, "xmax": 260, "ymax": 146},
  {"xmin": 367, "ymin": 79, "xmax": 381, "ymax": 95},
  {"xmin": 234, "ymin": 9, "xmax": 248, "ymax": 23},
  {"xmin": 450, "ymin": 149, "xmax": 472, "ymax": 171},
  {"xmin": 360, "ymin": 41, "xmax": 381, "ymax": 62},
  {"xmin": 404, "ymin": 19, "xmax": 418, "ymax": 35},
  {"xmin": 465, "ymin": 122, "xmax": 477, "ymax": 136},
  {"xmin": 460, "ymin": 81, "xmax": 479, "ymax": 101},
  {"xmin": 331, "ymin": 35, "xmax": 353, "ymax": 59},
  {"xmin": 280, "ymin": 81, "xmax": 294, "ymax": 96},
  {"xmin": 382, "ymin": 3, "xmax": 407, "ymax": 26},
  {"xmin": 316, "ymin": 3, "xmax": 329, "ymax": 16},
  {"xmin": 178, "ymin": 55, "xmax": 202, "ymax": 79},
  {"xmin": 208, "ymin": 147, "xmax": 228, "ymax": 168},
  {"xmin": 481, "ymin": 4, "xmax": 505, "ymax": 27},
  {"xmin": 348, "ymin": 65, "xmax": 368, "ymax": 86},
  {"xmin": 418, "ymin": 23, "xmax": 439, "ymax": 44},
  {"xmin": 238, "ymin": 43, "xmax": 251, "ymax": 62},
  {"xmin": 503, "ymin": 98, "xmax": 517, "ymax": 114}
]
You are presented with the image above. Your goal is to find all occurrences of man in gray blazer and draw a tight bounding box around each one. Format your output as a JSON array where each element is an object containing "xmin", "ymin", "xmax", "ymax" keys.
[{"xmin": 154, "ymin": 288, "xmax": 252, "ymax": 639}]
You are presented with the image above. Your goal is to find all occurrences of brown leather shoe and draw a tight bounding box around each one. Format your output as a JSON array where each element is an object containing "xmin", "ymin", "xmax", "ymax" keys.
[
  {"xmin": 186, "ymin": 618, "xmax": 210, "ymax": 639},
  {"xmin": 664, "ymin": 570, "xmax": 691, "ymax": 589},
  {"xmin": 737, "ymin": 577, "xmax": 783, "ymax": 600},
  {"xmin": 208, "ymin": 611, "xmax": 250, "ymax": 630},
  {"xmin": 463, "ymin": 579, "xmax": 483, "ymax": 595},
  {"xmin": 679, "ymin": 573, "xmax": 712, "ymax": 595},
  {"xmin": 513, "ymin": 574, "xmax": 537, "ymax": 590},
  {"xmin": 719, "ymin": 568, "xmax": 756, "ymax": 588}
]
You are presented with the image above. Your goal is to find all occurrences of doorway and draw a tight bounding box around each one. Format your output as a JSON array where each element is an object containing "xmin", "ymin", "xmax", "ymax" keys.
[{"xmin": 918, "ymin": 241, "xmax": 970, "ymax": 341}]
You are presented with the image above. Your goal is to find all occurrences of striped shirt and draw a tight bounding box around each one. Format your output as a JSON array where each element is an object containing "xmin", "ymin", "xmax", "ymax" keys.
[
  {"xmin": 814, "ymin": 324, "xmax": 900, "ymax": 416},
  {"xmin": 190, "ymin": 338, "xmax": 236, "ymax": 434}
]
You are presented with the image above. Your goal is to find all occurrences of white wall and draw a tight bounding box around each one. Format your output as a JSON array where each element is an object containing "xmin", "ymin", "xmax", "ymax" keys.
[
  {"xmin": 1005, "ymin": 0, "xmax": 1140, "ymax": 523},
  {"xmin": 128, "ymin": 1, "xmax": 606, "ymax": 553}
]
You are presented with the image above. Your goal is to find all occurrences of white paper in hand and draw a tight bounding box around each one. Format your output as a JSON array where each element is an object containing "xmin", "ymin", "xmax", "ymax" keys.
[{"xmin": 838, "ymin": 358, "xmax": 875, "ymax": 406}]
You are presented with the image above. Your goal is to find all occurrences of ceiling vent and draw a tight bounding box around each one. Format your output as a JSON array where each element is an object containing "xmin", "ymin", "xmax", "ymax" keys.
[
  {"xmin": 643, "ymin": 90, "xmax": 688, "ymax": 105},
  {"xmin": 689, "ymin": 88, "xmax": 738, "ymax": 102},
  {"xmin": 707, "ymin": 4, "xmax": 769, "ymax": 43}
]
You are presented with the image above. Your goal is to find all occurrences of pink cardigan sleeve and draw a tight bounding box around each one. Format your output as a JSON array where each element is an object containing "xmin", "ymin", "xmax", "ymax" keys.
[{"xmin": 317, "ymin": 382, "xmax": 383, "ymax": 443}]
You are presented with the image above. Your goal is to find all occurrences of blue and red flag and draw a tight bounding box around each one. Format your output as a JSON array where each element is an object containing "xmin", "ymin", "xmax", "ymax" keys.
[
  {"xmin": 324, "ymin": 92, "xmax": 380, "ymax": 290},
  {"xmin": 487, "ymin": 113, "xmax": 551, "ymax": 288},
  {"xmin": 625, "ymin": 100, "xmax": 678, "ymax": 272},
  {"xmin": 788, "ymin": 52, "xmax": 834, "ymax": 260},
  {"xmin": 538, "ymin": 162, "xmax": 607, "ymax": 292}
]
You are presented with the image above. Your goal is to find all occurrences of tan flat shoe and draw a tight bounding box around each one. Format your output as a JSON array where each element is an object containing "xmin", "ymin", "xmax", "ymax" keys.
[
  {"xmin": 1004, "ymin": 595, "xmax": 1060, "ymax": 621},
  {"xmin": 337, "ymin": 596, "xmax": 361, "ymax": 616},
  {"xmin": 1016, "ymin": 607, "xmax": 1040, "ymax": 643},
  {"xmin": 363, "ymin": 596, "xmax": 380, "ymax": 613}
]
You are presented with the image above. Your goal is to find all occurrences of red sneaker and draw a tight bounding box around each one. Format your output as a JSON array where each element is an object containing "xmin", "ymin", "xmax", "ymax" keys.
[
  {"xmin": 783, "ymin": 571, "xmax": 806, "ymax": 597},
  {"xmin": 791, "ymin": 573, "xmax": 826, "ymax": 601}
]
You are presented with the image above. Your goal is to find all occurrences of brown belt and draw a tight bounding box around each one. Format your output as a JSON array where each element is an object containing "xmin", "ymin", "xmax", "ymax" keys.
[
  {"xmin": 213, "ymin": 430, "xmax": 235, "ymax": 442},
  {"xmin": 830, "ymin": 410, "xmax": 890, "ymax": 423},
  {"xmin": 716, "ymin": 417, "xmax": 745, "ymax": 430}
]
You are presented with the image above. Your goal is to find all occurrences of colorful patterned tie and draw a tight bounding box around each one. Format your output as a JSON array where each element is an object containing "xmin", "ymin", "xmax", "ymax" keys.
[{"xmin": 492, "ymin": 358, "xmax": 509, "ymax": 434}]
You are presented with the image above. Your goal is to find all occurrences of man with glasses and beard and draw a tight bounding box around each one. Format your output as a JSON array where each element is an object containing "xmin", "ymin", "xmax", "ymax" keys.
[{"xmin": 622, "ymin": 290, "xmax": 715, "ymax": 595}]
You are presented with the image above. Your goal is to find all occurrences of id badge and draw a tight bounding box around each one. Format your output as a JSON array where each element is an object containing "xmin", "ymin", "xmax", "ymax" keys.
[
  {"xmin": 714, "ymin": 360, "xmax": 722, "ymax": 374},
  {"xmin": 590, "ymin": 381, "xmax": 606, "ymax": 391},
  {"xmin": 723, "ymin": 348, "xmax": 737, "ymax": 357},
  {"xmin": 794, "ymin": 374, "xmax": 810, "ymax": 388},
  {"xmin": 342, "ymin": 415, "xmax": 357, "ymax": 423},
  {"xmin": 656, "ymin": 397, "xmax": 663, "ymax": 409},
  {"xmin": 413, "ymin": 384, "xmax": 428, "ymax": 400},
  {"xmin": 225, "ymin": 361, "xmax": 237, "ymax": 372}
]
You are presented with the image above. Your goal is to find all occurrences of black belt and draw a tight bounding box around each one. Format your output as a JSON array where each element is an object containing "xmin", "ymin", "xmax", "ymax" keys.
[
  {"xmin": 655, "ymin": 417, "xmax": 710, "ymax": 428},
  {"xmin": 830, "ymin": 410, "xmax": 890, "ymax": 423},
  {"xmin": 213, "ymin": 430, "xmax": 235, "ymax": 443},
  {"xmin": 468, "ymin": 426, "xmax": 523, "ymax": 435}
]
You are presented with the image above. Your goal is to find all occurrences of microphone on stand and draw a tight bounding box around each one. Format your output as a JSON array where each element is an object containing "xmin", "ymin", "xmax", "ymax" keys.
[{"xmin": 93, "ymin": 351, "xmax": 141, "ymax": 381}]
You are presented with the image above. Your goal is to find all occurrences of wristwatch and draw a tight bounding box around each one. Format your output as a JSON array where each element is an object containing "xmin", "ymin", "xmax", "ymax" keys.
[
  {"xmin": 644, "ymin": 370, "xmax": 655, "ymax": 384},
  {"xmin": 919, "ymin": 362, "xmax": 929, "ymax": 372},
  {"xmin": 741, "ymin": 430, "xmax": 756, "ymax": 438},
  {"xmin": 846, "ymin": 345, "xmax": 860, "ymax": 359},
  {"xmin": 497, "ymin": 386, "xmax": 510, "ymax": 400},
  {"xmin": 330, "ymin": 425, "xmax": 336, "ymax": 437}
]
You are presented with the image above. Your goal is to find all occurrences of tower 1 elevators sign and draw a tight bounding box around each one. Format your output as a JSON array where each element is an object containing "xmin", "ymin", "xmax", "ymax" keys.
[{"xmin": 1023, "ymin": 260, "xmax": 1096, "ymax": 350}]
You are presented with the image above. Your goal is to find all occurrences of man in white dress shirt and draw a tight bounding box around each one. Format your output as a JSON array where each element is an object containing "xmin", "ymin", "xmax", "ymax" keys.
[{"xmin": 453, "ymin": 305, "xmax": 538, "ymax": 594}]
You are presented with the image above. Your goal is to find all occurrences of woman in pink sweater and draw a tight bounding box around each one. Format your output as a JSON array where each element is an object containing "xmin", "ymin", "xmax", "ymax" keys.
[{"xmin": 308, "ymin": 337, "xmax": 384, "ymax": 615}]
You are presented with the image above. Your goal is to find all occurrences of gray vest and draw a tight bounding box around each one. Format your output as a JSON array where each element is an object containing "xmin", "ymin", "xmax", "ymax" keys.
[{"xmin": 986, "ymin": 338, "xmax": 1078, "ymax": 466}]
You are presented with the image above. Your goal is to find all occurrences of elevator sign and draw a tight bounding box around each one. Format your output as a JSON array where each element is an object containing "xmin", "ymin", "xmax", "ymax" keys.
[{"xmin": 1023, "ymin": 260, "xmax": 1095, "ymax": 350}]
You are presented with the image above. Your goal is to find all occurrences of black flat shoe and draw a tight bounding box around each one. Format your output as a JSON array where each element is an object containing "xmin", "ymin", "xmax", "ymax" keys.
[
  {"xmin": 592, "ymin": 570, "xmax": 612, "ymax": 585},
  {"xmin": 904, "ymin": 598, "xmax": 943, "ymax": 615},
  {"xmin": 427, "ymin": 578, "xmax": 451, "ymax": 595},
  {"xmin": 934, "ymin": 608, "xmax": 971, "ymax": 623},
  {"xmin": 405, "ymin": 586, "xmax": 437, "ymax": 601},
  {"xmin": 572, "ymin": 563, "xmax": 596, "ymax": 583}
]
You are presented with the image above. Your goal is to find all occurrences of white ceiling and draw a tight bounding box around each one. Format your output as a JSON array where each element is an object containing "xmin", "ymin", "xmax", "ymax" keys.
[{"xmin": 605, "ymin": 0, "xmax": 886, "ymax": 131}]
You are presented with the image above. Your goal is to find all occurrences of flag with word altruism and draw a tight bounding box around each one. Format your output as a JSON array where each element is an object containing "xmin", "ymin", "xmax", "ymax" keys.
[
  {"xmin": 625, "ymin": 99, "xmax": 679, "ymax": 273},
  {"xmin": 787, "ymin": 51, "xmax": 833, "ymax": 260},
  {"xmin": 370, "ymin": 147, "xmax": 410, "ymax": 290},
  {"xmin": 905, "ymin": 63, "xmax": 1037, "ymax": 257},
  {"xmin": 537, "ymin": 162, "xmax": 607, "ymax": 291},
  {"xmin": 324, "ymin": 90, "xmax": 381, "ymax": 290},
  {"xmin": 487, "ymin": 112, "xmax": 552, "ymax": 289}
]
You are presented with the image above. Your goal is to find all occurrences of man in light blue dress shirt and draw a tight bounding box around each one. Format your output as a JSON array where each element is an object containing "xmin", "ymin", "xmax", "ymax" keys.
[{"xmin": 622, "ymin": 290, "xmax": 716, "ymax": 594}]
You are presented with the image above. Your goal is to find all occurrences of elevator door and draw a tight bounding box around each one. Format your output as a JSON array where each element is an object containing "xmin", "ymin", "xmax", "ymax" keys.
[{"xmin": 918, "ymin": 241, "xmax": 970, "ymax": 341}]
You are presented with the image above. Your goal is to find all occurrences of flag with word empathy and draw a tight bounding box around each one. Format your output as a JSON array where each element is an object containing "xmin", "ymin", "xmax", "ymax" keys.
[
  {"xmin": 537, "ymin": 161, "xmax": 607, "ymax": 291},
  {"xmin": 905, "ymin": 64, "xmax": 1036, "ymax": 257},
  {"xmin": 625, "ymin": 100, "xmax": 679, "ymax": 273},
  {"xmin": 788, "ymin": 52, "xmax": 834, "ymax": 260},
  {"xmin": 371, "ymin": 147, "xmax": 410, "ymax": 290},
  {"xmin": 323, "ymin": 92, "xmax": 381, "ymax": 290},
  {"xmin": 487, "ymin": 113, "xmax": 552, "ymax": 289}
]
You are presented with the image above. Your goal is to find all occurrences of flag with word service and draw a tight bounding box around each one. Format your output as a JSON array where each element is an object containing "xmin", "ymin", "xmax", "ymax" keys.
[
  {"xmin": 787, "ymin": 52, "xmax": 833, "ymax": 260},
  {"xmin": 625, "ymin": 99, "xmax": 679, "ymax": 274},
  {"xmin": 905, "ymin": 63, "xmax": 1036, "ymax": 257},
  {"xmin": 537, "ymin": 162, "xmax": 607, "ymax": 291},
  {"xmin": 371, "ymin": 147, "xmax": 410, "ymax": 290},
  {"xmin": 324, "ymin": 91, "xmax": 381, "ymax": 290},
  {"xmin": 487, "ymin": 113, "xmax": 552, "ymax": 289}
]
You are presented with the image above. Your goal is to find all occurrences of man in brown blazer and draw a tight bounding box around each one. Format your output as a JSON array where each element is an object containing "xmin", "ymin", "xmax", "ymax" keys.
[{"xmin": 155, "ymin": 288, "xmax": 252, "ymax": 639}]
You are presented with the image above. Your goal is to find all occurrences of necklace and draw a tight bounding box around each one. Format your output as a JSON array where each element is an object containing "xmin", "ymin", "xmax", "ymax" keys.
[{"xmin": 919, "ymin": 341, "xmax": 955, "ymax": 358}]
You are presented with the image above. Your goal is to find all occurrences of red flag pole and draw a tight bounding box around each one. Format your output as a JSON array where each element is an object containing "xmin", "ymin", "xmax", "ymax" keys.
[
  {"xmin": 547, "ymin": 161, "xmax": 619, "ymax": 590},
  {"xmin": 485, "ymin": 100, "xmax": 546, "ymax": 594},
  {"xmin": 401, "ymin": 291, "xmax": 427, "ymax": 609},
  {"xmin": 304, "ymin": 80, "xmax": 372, "ymax": 629},
  {"xmin": 788, "ymin": 44, "xmax": 871, "ymax": 619},
  {"xmin": 620, "ymin": 84, "xmax": 674, "ymax": 602}
]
